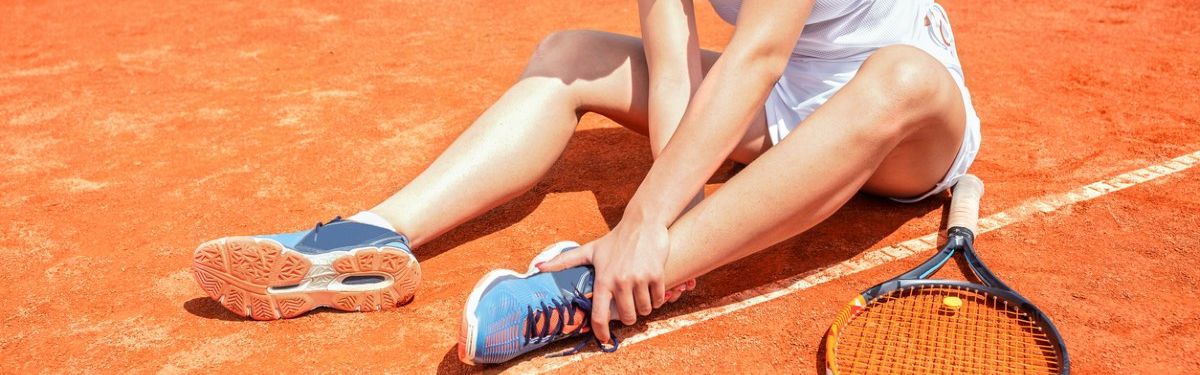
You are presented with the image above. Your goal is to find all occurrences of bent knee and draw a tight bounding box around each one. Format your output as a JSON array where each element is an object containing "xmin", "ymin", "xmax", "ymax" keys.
[
  {"xmin": 862, "ymin": 45, "xmax": 958, "ymax": 110},
  {"xmin": 856, "ymin": 45, "xmax": 963, "ymax": 136},
  {"xmin": 523, "ymin": 30, "xmax": 604, "ymax": 77}
]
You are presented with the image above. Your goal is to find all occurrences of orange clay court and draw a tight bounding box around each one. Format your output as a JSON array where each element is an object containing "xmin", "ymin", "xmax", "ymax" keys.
[{"xmin": 2, "ymin": 0, "xmax": 1198, "ymax": 373}]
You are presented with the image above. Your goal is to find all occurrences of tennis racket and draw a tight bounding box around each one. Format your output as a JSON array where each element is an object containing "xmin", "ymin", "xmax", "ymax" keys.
[{"xmin": 824, "ymin": 175, "xmax": 1069, "ymax": 374}]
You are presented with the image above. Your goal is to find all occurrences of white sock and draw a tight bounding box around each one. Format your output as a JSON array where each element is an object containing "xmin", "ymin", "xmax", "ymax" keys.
[{"xmin": 346, "ymin": 211, "xmax": 397, "ymax": 232}]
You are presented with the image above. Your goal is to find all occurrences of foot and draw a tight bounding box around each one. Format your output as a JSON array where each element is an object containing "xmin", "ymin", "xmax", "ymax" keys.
[
  {"xmin": 458, "ymin": 241, "xmax": 615, "ymax": 365},
  {"xmin": 191, "ymin": 217, "xmax": 420, "ymax": 320}
]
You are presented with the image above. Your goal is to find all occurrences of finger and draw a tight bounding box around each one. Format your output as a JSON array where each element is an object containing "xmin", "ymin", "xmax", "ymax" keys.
[
  {"xmin": 668, "ymin": 289, "xmax": 682, "ymax": 303},
  {"xmin": 685, "ymin": 278, "xmax": 697, "ymax": 291},
  {"xmin": 614, "ymin": 283, "xmax": 638, "ymax": 325},
  {"xmin": 635, "ymin": 282, "xmax": 654, "ymax": 316},
  {"xmin": 651, "ymin": 280, "xmax": 666, "ymax": 309},
  {"xmin": 590, "ymin": 288, "xmax": 613, "ymax": 344},
  {"xmin": 537, "ymin": 243, "xmax": 593, "ymax": 272},
  {"xmin": 671, "ymin": 284, "xmax": 687, "ymax": 295},
  {"xmin": 666, "ymin": 284, "xmax": 686, "ymax": 304}
]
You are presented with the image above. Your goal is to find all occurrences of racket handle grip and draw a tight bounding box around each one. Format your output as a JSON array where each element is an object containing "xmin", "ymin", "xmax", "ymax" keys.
[{"xmin": 947, "ymin": 174, "xmax": 985, "ymax": 234}]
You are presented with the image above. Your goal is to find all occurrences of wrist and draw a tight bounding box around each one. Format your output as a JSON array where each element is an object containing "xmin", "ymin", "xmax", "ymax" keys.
[{"xmin": 623, "ymin": 200, "xmax": 674, "ymax": 228}]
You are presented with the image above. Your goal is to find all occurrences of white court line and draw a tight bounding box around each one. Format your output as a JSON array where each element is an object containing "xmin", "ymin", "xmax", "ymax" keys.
[{"xmin": 512, "ymin": 149, "xmax": 1200, "ymax": 373}]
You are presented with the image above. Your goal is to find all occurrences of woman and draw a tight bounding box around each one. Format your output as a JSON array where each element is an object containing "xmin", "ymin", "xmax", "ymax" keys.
[{"xmin": 190, "ymin": 0, "xmax": 979, "ymax": 365}]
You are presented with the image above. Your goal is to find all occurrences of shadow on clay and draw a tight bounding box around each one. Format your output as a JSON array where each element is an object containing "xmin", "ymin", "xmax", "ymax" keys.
[
  {"xmin": 183, "ymin": 296, "xmax": 357, "ymax": 322},
  {"xmin": 183, "ymin": 297, "xmax": 246, "ymax": 322},
  {"xmin": 436, "ymin": 345, "xmax": 479, "ymax": 375}
]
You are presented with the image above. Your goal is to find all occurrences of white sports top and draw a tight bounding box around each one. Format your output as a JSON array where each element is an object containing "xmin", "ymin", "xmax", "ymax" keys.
[{"xmin": 708, "ymin": 0, "xmax": 933, "ymax": 61}]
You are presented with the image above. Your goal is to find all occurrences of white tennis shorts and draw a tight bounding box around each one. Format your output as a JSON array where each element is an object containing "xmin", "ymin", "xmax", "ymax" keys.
[{"xmin": 763, "ymin": 3, "xmax": 980, "ymax": 203}]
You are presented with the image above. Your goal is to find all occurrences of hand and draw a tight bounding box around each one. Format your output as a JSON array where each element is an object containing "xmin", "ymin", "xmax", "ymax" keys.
[{"xmin": 538, "ymin": 222, "xmax": 696, "ymax": 344}]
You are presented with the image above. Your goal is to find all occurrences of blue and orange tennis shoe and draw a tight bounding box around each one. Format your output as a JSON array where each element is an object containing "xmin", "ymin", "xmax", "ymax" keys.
[
  {"xmin": 458, "ymin": 241, "xmax": 618, "ymax": 365},
  {"xmin": 191, "ymin": 217, "xmax": 420, "ymax": 320}
]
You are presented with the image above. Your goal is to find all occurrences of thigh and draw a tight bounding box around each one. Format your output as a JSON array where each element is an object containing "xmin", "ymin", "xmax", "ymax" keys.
[{"xmin": 533, "ymin": 30, "xmax": 771, "ymax": 164}]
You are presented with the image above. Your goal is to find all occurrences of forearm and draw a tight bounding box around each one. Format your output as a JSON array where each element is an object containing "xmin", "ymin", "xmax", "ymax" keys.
[
  {"xmin": 649, "ymin": 75, "xmax": 707, "ymax": 211},
  {"xmin": 627, "ymin": 52, "xmax": 786, "ymax": 227},
  {"xmin": 640, "ymin": 0, "xmax": 703, "ymax": 156},
  {"xmin": 647, "ymin": 74, "xmax": 701, "ymax": 156}
]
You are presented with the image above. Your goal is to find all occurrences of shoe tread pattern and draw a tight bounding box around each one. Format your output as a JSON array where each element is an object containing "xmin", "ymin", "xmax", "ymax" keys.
[{"xmin": 192, "ymin": 239, "xmax": 418, "ymax": 320}]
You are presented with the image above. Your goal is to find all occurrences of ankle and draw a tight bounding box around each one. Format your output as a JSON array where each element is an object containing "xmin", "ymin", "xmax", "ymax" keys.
[
  {"xmin": 346, "ymin": 211, "xmax": 397, "ymax": 232},
  {"xmin": 361, "ymin": 209, "xmax": 426, "ymax": 247}
]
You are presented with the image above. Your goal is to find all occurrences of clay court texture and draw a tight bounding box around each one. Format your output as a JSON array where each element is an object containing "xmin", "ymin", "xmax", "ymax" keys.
[{"xmin": 2, "ymin": 0, "xmax": 1198, "ymax": 373}]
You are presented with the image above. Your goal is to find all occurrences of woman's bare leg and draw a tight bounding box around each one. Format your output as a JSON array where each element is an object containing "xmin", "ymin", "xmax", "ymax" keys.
[
  {"xmin": 656, "ymin": 45, "xmax": 968, "ymax": 289},
  {"xmin": 370, "ymin": 30, "xmax": 769, "ymax": 248}
]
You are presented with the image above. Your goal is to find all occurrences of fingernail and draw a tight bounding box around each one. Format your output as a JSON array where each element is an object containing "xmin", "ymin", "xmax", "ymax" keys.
[
  {"xmin": 534, "ymin": 262, "xmax": 545, "ymax": 269},
  {"xmin": 665, "ymin": 291, "xmax": 674, "ymax": 300}
]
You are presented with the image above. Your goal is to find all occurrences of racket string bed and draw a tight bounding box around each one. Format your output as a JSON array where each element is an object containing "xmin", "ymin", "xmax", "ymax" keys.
[
  {"xmin": 834, "ymin": 284, "xmax": 1061, "ymax": 374},
  {"xmin": 842, "ymin": 286, "xmax": 1058, "ymax": 373}
]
